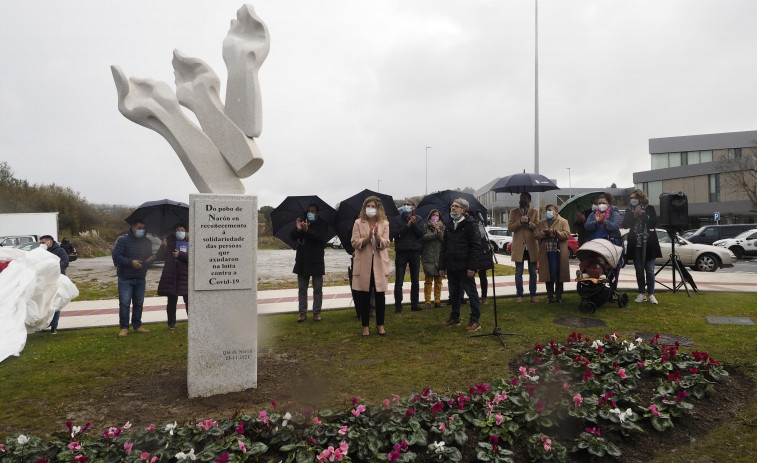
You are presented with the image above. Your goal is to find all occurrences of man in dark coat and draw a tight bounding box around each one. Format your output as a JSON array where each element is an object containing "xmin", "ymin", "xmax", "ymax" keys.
[
  {"xmin": 40, "ymin": 235, "xmax": 69, "ymax": 334},
  {"xmin": 291, "ymin": 203, "xmax": 329, "ymax": 322},
  {"xmin": 112, "ymin": 220, "xmax": 155, "ymax": 336},
  {"xmin": 391, "ymin": 199, "xmax": 424, "ymax": 313},
  {"xmin": 439, "ymin": 198, "xmax": 483, "ymax": 331}
]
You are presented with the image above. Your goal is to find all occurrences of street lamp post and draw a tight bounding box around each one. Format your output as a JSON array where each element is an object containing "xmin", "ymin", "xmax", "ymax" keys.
[
  {"xmin": 377, "ymin": 179, "xmax": 381, "ymax": 192},
  {"xmin": 425, "ymin": 146, "xmax": 431, "ymax": 195},
  {"xmin": 566, "ymin": 167, "xmax": 572, "ymax": 198}
]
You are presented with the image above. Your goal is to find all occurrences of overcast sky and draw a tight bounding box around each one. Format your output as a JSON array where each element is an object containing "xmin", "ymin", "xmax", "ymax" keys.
[{"xmin": 2, "ymin": 0, "xmax": 756, "ymax": 209}]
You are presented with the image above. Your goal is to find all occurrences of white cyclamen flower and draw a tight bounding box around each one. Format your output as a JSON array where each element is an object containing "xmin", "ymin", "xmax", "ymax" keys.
[
  {"xmin": 175, "ymin": 448, "xmax": 197, "ymax": 461},
  {"xmin": 282, "ymin": 412, "xmax": 292, "ymax": 426},
  {"xmin": 591, "ymin": 340, "xmax": 604, "ymax": 349},
  {"xmin": 17, "ymin": 435, "xmax": 29, "ymax": 445},
  {"xmin": 635, "ymin": 337, "xmax": 644, "ymax": 344},
  {"xmin": 610, "ymin": 407, "xmax": 633, "ymax": 423},
  {"xmin": 165, "ymin": 421, "xmax": 178, "ymax": 435},
  {"xmin": 71, "ymin": 426, "xmax": 81, "ymax": 438},
  {"xmin": 433, "ymin": 441, "xmax": 446, "ymax": 453}
]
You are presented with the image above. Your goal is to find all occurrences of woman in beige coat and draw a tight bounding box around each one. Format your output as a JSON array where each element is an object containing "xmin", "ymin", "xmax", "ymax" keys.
[
  {"xmin": 534, "ymin": 204, "xmax": 572, "ymax": 303},
  {"xmin": 351, "ymin": 196, "xmax": 391, "ymax": 337}
]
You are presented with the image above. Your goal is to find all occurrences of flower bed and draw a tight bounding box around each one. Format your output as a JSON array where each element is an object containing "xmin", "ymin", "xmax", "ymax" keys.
[{"xmin": 0, "ymin": 332, "xmax": 730, "ymax": 462}]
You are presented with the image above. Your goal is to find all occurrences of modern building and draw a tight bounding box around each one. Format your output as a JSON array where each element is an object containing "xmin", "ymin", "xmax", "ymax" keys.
[
  {"xmin": 634, "ymin": 130, "xmax": 757, "ymax": 229},
  {"xmin": 475, "ymin": 178, "xmax": 633, "ymax": 227}
]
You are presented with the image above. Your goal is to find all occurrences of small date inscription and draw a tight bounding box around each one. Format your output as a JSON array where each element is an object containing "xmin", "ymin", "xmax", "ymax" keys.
[{"xmin": 223, "ymin": 349, "xmax": 253, "ymax": 361}]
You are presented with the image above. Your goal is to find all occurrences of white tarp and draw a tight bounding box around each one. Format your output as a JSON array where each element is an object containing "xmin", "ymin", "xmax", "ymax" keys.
[{"xmin": 0, "ymin": 247, "xmax": 79, "ymax": 363}]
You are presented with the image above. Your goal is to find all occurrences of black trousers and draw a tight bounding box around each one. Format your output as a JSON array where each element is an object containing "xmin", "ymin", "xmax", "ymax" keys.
[{"xmin": 354, "ymin": 267, "xmax": 385, "ymax": 328}]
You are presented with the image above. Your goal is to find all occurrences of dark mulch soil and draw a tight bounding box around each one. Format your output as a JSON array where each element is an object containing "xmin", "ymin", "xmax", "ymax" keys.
[{"xmin": 64, "ymin": 348, "xmax": 754, "ymax": 462}]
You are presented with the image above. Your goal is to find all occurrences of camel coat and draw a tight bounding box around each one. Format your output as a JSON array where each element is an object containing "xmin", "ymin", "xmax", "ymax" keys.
[
  {"xmin": 350, "ymin": 218, "xmax": 391, "ymax": 292},
  {"xmin": 508, "ymin": 207, "xmax": 540, "ymax": 263},
  {"xmin": 534, "ymin": 214, "xmax": 572, "ymax": 283}
]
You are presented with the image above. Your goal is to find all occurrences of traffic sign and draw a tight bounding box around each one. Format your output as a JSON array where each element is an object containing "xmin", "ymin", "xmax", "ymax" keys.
[{"xmin": 714, "ymin": 212, "xmax": 720, "ymax": 222}]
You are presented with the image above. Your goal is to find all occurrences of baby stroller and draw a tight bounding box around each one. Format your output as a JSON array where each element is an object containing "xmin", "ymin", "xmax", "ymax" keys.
[{"xmin": 575, "ymin": 239, "xmax": 628, "ymax": 314}]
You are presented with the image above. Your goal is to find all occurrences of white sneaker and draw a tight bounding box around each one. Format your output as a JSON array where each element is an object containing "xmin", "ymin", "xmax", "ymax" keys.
[
  {"xmin": 635, "ymin": 293, "xmax": 647, "ymax": 303},
  {"xmin": 648, "ymin": 294, "xmax": 658, "ymax": 305}
]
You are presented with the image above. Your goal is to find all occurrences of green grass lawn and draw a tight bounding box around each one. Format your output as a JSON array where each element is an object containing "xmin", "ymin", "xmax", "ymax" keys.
[{"xmin": 1, "ymin": 292, "xmax": 755, "ymax": 462}]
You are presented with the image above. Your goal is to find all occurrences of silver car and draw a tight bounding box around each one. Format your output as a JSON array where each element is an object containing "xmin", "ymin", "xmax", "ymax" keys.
[{"xmin": 623, "ymin": 229, "xmax": 735, "ymax": 272}]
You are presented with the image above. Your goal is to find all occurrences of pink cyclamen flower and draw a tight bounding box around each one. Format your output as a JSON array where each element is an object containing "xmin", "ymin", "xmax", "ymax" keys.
[
  {"xmin": 140, "ymin": 453, "xmax": 149, "ymax": 461},
  {"xmin": 392, "ymin": 394, "xmax": 401, "ymax": 405},
  {"xmin": 338, "ymin": 425, "xmax": 347, "ymax": 435},
  {"xmin": 495, "ymin": 413, "xmax": 504, "ymax": 426},
  {"xmin": 352, "ymin": 405, "xmax": 366, "ymax": 417},
  {"xmin": 235, "ymin": 422, "xmax": 245, "ymax": 434},
  {"xmin": 586, "ymin": 427, "xmax": 601, "ymax": 436},
  {"xmin": 68, "ymin": 442, "xmax": 81, "ymax": 451},
  {"xmin": 573, "ymin": 393, "xmax": 583, "ymax": 407},
  {"xmin": 563, "ymin": 383, "xmax": 571, "ymax": 389},
  {"xmin": 123, "ymin": 421, "xmax": 132, "ymax": 430},
  {"xmin": 439, "ymin": 423, "xmax": 446, "ymax": 430},
  {"xmin": 215, "ymin": 453, "xmax": 230, "ymax": 463},
  {"xmin": 618, "ymin": 368, "xmax": 627, "ymax": 379},
  {"xmin": 124, "ymin": 442, "xmax": 134, "ymax": 453},
  {"xmin": 387, "ymin": 451, "xmax": 400, "ymax": 462},
  {"xmin": 649, "ymin": 404, "xmax": 661, "ymax": 417},
  {"xmin": 0, "ymin": 444, "xmax": 5, "ymax": 453},
  {"xmin": 238, "ymin": 440, "xmax": 247, "ymax": 453},
  {"xmin": 196, "ymin": 419, "xmax": 217, "ymax": 431},
  {"xmin": 383, "ymin": 399, "xmax": 391, "ymax": 409},
  {"xmin": 313, "ymin": 416, "xmax": 323, "ymax": 426},
  {"xmin": 73, "ymin": 455, "xmax": 89, "ymax": 463},
  {"xmin": 144, "ymin": 424, "xmax": 155, "ymax": 432},
  {"xmin": 150, "ymin": 458, "xmax": 158, "ymax": 463}
]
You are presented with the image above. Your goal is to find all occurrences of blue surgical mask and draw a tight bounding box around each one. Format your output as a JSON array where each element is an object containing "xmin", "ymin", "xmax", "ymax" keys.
[
  {"xmin": 307, "ymin": 212, "xmax": 316, "ymax": 221},
  {"xmin": 630, "ymin": 199, "xmax": 639, "ymax": 207},
  {"xmin": 450, "ymin": 213, "xmax": 461, "ymax": 220},
  {"xmin": 175, "ymin": 231, "xmax": 186, "ymax": 240},
  {"xmin": 402, "ymin": 205, "xmax": 412, "ymax": 214},
  {"xmin": 546, "ymin": 210, "xmax": 554, "ymax": 219},
  {"xmin": 135, "ymin": 229, "xmax": 146, "ymax": 238}
]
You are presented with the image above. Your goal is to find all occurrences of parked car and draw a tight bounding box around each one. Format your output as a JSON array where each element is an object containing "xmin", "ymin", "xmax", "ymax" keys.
[
  {"xmin": 680, "ymin": 229, "xmax": 698, "ymax": 239},
  {"xmin": 622, "ymin": 229, "xmax": 735, "ymax": 272},
  {"xmin": 506, "ymin": 234, "xmax": 579, "ymax": 258},
  {"xmin": 485, "ymin": 226, "xmax": 512, "ymax": 253},
  {"xmin": 685, "ymin": 224, "xmax": 757, "ymax": 246},
  {"xmin": 13, "ymin": 241, "xmax": 43, "ymax": 251},
  {"xmin": 0, "ymin": 235, "xmax": 38, "ymax": 247},
  {"xmin": 713, "ymin": 228, "xmax": 757, "ymax": 259},
  {"xmin": 326, "ymin": 236, "xmax": 343, "ymax": 249}
]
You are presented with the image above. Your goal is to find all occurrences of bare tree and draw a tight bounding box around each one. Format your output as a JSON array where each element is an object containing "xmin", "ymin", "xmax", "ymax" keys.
[{"xmin": 719, "ymin": 144, "xmax": 757, "ymax": 212}]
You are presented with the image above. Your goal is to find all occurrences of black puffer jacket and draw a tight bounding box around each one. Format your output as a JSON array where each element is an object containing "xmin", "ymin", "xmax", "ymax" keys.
[
  {"xmin": 439, "ymin": 215, "xmax": 482, "ymax": 272},
  {"xmin": 391, "ymin": 213, "xmax": 424, "ymax": 253},
  {"xmin": 290, "ymin": 217, "xmax": 329, "ymax": 276},
  {"xmin": 157, "ymin": 235, "xmax": 189, "ymax": 296}
]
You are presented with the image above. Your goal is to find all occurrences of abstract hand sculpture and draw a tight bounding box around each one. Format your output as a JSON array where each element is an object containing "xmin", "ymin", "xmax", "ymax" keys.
[{"xmin": 112, "ymin": 4, "xmax": 269, "ymax": 194}]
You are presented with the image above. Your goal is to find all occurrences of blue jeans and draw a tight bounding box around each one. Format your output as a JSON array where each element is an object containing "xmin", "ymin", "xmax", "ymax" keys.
[
  {"xmin": 447, "ymin": 269, "xmax": 480, "ymax": 322},
  {"xmin": 298, "ymin": 274, "xmax": 323, "ymax": 314},
  {"xmin": 634, "ymin": 247, "xmax": 656, "ymax": 294},
  {"xmin": 50, "ymin": 310, "xmax": 61, "ymax": 330},
  {"xmin": 118, "ymin": 277, "xmax": 146, "ymax": 329},
  {"xmin": 515, "ymin": 260, "xmax": 538, "ymax": 298},
  {"xmin": 394, "ymin": 251, "xmax": 420, "ymax": 311}
]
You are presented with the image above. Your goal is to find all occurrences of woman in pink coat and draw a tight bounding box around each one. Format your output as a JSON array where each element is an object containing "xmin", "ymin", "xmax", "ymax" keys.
[{"xmin": 351, "ymin": 196, "xmax": 391, "ymax": 338}]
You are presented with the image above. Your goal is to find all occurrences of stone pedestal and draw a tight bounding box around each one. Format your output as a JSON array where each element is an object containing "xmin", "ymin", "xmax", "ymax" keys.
[{"xmin": 187, "ymin": 193, "xmax": 257, "ymax": 398}]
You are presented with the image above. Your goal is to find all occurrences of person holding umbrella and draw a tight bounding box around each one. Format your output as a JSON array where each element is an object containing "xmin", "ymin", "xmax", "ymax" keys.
[
  {"xmin": 291, "ymin": 203, "xmax": 330, "ymax": 322},
  {"xmin": 112, "ymin": 220, "xmax": 156, "ymax": 336},
  {"xmin": 156, "ymin": 223, "xmax": 189, "ymax": 329},
  {"xmin": 391, "ymin": 199, "xmax": 424, "ymax": 313},
  {"xmin": 534, "ymin": 205, "xmax": 571, "ymax": 303},
  {"xmin": 351, "ymin": 196, "xmax": 390, "ymax": 337},
  {"xmin": 509, "ymin": 192, "xmax": 540, "ymax": 303},
  {"xmin": 622, "ymin": 189, "xmax": 662, "ymax": 304},
  {"xmin": 421, "ymin": 209, "xmax": 444, "ymax": 309}
]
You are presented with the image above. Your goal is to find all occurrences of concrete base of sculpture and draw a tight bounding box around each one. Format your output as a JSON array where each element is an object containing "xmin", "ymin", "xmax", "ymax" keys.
[{"xmin": 187, "ymin": 193, "xmax": 258, "ymax": 398}]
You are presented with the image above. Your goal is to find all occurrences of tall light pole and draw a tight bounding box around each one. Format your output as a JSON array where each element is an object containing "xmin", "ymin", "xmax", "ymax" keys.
[
  {"xmin": 566, "ymin": 167, "xmax": 572, "ymax": 198},
  {"xmin": 534, "ymin": 0, "xmax": 541, "ymax": 212},
  {"xmin": 425, "ymin": 146, "xmax": 431, "ymax": 195},
  {"xmin": 377, "ymin": 179, "xmax": 381, "ymax": 192}
]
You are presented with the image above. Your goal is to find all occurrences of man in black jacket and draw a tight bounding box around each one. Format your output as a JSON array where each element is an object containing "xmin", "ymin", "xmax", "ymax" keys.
[
  {"xmin": 40, "ymin": 235, "xmax": 69, "ymax": 334},
  {"xmin": 439, "ymin": 198, "xmax": 483, "ymax": 331},
  {"xmin": 291, "ymin": 203, "xmax": 329, "ymax": 322},
  {"xmin": 391, "ymin": 199, "xmax": 424, "ymax": 313}
]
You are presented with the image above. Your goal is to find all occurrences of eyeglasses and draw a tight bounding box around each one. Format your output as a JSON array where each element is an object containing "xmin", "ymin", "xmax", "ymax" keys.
[{"xmin": 450, "ymin": 204, "xmax": 462, "ymax": 209}]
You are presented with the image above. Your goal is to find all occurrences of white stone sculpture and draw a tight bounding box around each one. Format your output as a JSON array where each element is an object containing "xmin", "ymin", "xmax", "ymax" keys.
[{"xmin": 111, "ymin": 4, "xmax": 269, "ymax": 194}]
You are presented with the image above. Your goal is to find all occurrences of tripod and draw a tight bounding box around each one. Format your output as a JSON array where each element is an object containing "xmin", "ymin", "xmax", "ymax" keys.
[
  {"xmin": 654, "ymin": 230, "xmax": 691, "ymax": 296},
  {"xmin": 471, "ymin": 243, "xmax": 516, "ymax": 347}
]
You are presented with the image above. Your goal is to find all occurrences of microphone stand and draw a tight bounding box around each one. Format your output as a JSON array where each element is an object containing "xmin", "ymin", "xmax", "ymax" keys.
[{"xmin": 471, "ymin": 213, "xmax": 516, "ymax": 347}]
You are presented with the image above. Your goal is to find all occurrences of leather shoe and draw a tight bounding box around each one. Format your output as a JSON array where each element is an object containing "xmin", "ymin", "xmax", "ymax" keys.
[
  {"xmin": 134, "ymin": 327, "xmax": 150, "ymax": 333},
  {"xmin": 313, "ymin": 314, "xmax": 322, "ymax": 322},
  {"xmin": 118, "ymin": 329, "xmax": 128, "ymax": 337},
  {"xmin": 297, "ymin": 314, "xmax": 306, "ymax": 322}
]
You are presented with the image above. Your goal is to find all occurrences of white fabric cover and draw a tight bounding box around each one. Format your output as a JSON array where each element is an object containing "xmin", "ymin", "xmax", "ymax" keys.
[
  {"xmin": 0, "ymin": 247, "xmax": 79, "ymax": 363},
  {"xmin": 576, "ymin": 239, "xmax": 624, "ymax": 269}
]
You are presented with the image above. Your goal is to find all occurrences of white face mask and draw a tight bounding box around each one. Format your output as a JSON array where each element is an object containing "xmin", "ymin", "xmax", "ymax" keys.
[
  {"xmin": 365, "ymin": 207, "xmax": 377, "ymax": 217},
  {"xmin": 598, "ymin": 204, "xmax": 609, "ymax": 212},
  {"xmin": 546, "ymin": 210, "xmax": 554, "ymax": 219}
]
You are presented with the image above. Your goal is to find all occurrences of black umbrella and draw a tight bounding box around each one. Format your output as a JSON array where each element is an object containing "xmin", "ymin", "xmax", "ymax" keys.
[
  {"xmin": 415, "ymin": 190, "xmax": 488, "ymax": 224},
  {"xmin": 491, "ymin": 172, "xmax": 559, "ymax": 194},
  {"xmin": 334, "ymin": 189, "xmax": 399, "ymax": 254},
  {"xmin": 125, "ymin": 199, "xmax": 189, "ymax": 237},
  {"xmin": 271, "ymin": 195, "xmax": 337, "ymax": 250}
]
